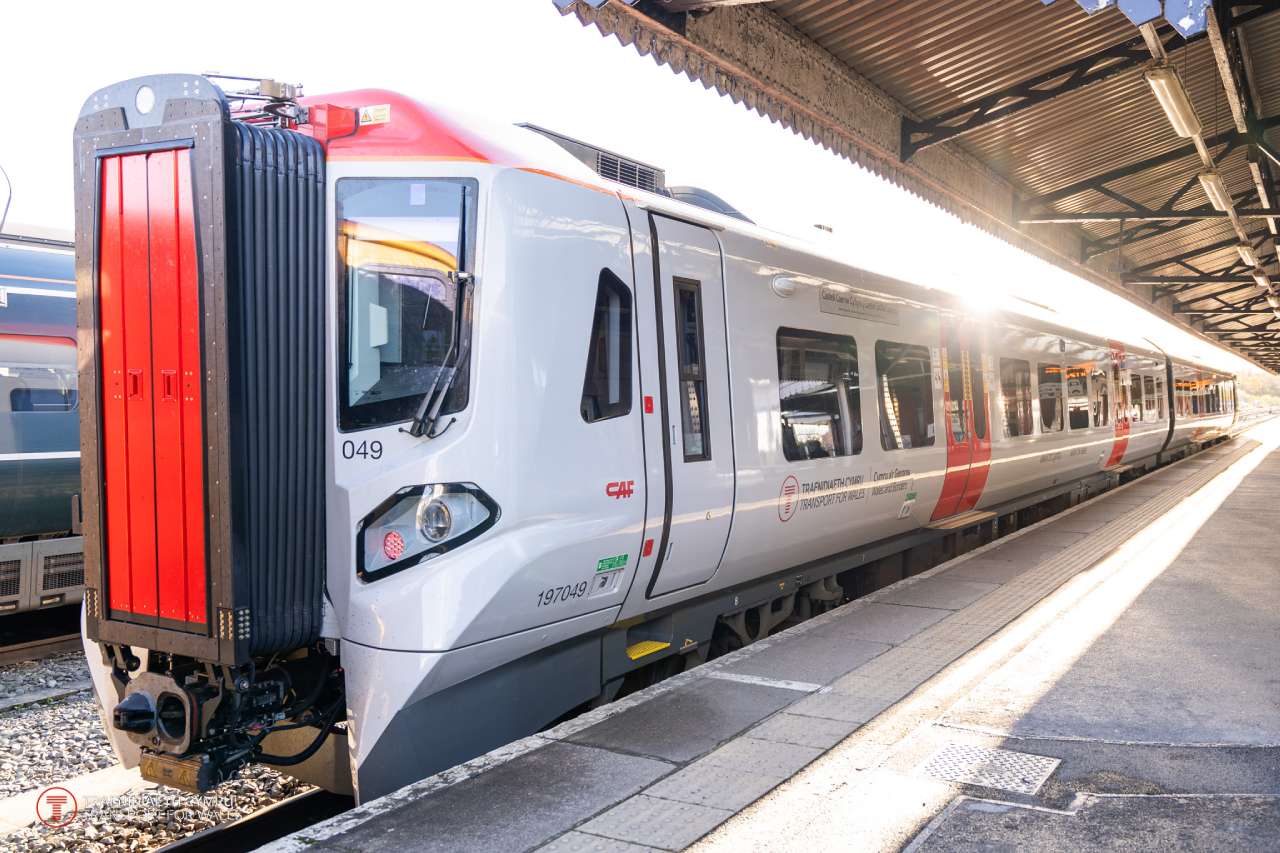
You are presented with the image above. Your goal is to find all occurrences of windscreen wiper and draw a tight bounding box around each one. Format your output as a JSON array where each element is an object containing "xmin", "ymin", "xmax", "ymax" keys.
[{"xmin": 404, "ymin": 270, "xmax": 473, "ymax": 438}]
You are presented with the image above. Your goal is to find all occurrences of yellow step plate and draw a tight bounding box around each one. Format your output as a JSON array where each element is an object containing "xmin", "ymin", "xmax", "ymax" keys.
[{"xmin": 626, "ymin": 640, "xmax": 671, "ymax": 661}]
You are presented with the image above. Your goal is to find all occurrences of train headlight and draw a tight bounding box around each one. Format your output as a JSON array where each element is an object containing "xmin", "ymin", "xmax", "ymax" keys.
[
  {"xmin": 357, "ymin": 483, "xmax": 499, "ymax": 581},
  {"xmin": 418, "ymin": 498, "xmax": 453, "ymax": 542}
]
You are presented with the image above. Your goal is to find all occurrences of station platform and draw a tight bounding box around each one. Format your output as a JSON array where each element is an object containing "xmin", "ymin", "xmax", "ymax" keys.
[{"xmin": 267, "ymin": 421, "xmax": 1280, "ymax": 853}]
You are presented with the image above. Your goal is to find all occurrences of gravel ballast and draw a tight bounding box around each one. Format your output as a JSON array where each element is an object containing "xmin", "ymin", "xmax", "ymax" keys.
[
  {"xmin": 0, "ymin": 692, "xmax": 114, "ymax": 798},
  {"xmin": 0, "ymin": 653, "xmax": 90, "ymax": 704},
  {"xmin": 0, "ymin": 651, "xmax": 318, "ymax": 851},
  {"xmin": 7, "ymin": 765, "xmax": 314, "ymax": 852}
]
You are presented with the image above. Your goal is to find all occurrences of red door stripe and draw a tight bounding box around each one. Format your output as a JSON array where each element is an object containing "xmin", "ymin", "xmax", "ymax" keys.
[{"xmin": 1105, "ymin": 341, "xmax": 1130, "ymax": 468}]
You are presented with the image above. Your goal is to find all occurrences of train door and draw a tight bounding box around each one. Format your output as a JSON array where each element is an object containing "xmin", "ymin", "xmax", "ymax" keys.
[
  {"xmin": 930, "ymin": 318, "xmax": 991, "ymax": 519},
  {"xmin": 644, "ymin": 214, "xmax": 735, "ymax": 598}
]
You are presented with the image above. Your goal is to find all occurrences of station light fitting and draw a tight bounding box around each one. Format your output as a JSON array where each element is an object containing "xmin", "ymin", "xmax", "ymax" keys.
[
  {"xmin": 1198, "ymin": 170, "xmax": 1232, "ymax": 212},
  {"xmin": 1144, "ymin": 64, "xmax": 1201, "ymax": 138},
  {"xmin": 1255, "ymin": 272, "xmax": 1273, "ymax": 289},
  {"xmin": 1236, "ymin": 243, "xmax": 1261, "ymax": 268},
  {"xmin": 1267, "ymin": 290, "xmax": 1280, "ymax": 310}
]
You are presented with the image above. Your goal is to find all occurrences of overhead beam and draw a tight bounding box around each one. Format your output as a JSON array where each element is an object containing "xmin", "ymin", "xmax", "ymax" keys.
[
  {"xmin": 900, "ymin": 31, "xmax": 1160, "ymax": 160},
  {"xmin": 1122, "ymin": 274, "xmax": 1260, "ymax": 283},
  {"xmin": 649, "ymin": 0, "xmax": 770, "ymax": 9},
  {"xmin": 1208, "ymin": 326, "xmax": 1280, "ymax": 335},
  {"xmin": 1019, "ymin": 117, "xmax": 1280, "ymax": 213},
  {"xmin": 1021, "ymin": 207, "xmax": 1280, "ymax": 224},
  {"xmin": 1126, "ymin": 230, "xmax": 1271, "ymax": 275},
  {"xmin": 1022, "ymin": 129, "xmax": 1239, "ymax": 212},
  {"xmin": 1206, "ymin": 6, "xmax": 1250, "ymax": 134},
  {"xmin": 1175, "ymin": 310, "xmax": 1273, "ymax": 315},
  {"xmin": 1078, "ymin": 189, "xmax": 1266, "ymax": 261}
]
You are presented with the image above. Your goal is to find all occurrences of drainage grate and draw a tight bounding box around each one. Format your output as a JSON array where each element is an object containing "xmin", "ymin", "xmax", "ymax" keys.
[{"xmin": 919, "ymin": 743, "xmax": 1060, "ymax": 795}]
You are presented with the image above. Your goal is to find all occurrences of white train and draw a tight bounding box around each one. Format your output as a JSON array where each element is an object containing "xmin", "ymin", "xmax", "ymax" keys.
[{"xmin": 73, "ymin": 77, "xmax": 1235, "ymax": 803}]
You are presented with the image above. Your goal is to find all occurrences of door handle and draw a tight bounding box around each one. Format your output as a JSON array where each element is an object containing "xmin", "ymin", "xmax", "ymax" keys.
[
  {"xmin": 161, "ymin": 369, "xmax": 177, "ymax": 401},
  {"xmin": 127, "ymin": 369, "xmax": 144, "ymax": 400}
]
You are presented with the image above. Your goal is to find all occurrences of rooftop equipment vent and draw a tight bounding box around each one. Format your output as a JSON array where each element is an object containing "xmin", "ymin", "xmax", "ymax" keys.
[
  {"xmin": 519, "ymin": 123, "xmax": 666, "ymax": 194},
  {"xmin": 596, "ymin": 151, "xmax": 660, "ymax": 194}
]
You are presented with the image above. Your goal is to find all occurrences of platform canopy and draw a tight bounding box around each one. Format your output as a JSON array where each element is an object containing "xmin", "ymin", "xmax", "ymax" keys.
[{"xmin": 559, "ymin": 0, "xmax": 1280, "ymax": 371}]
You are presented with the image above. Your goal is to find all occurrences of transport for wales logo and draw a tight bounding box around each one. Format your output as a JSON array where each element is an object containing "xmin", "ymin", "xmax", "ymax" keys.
[
  {"xmin": 36, "ymin": 786, "xmax": 77, "ymax": 828},
  {"xmin": 778, "ymin": 474, "xmax": 869, "ymax": 522},
  {"xmin": 778, "ymin": 475, "xmax": 800, "ymax": 522}
]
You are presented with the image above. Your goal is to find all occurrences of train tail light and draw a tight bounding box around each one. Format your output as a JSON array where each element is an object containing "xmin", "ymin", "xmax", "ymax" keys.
[{"xmin": 357, "ymin": 484, "xmax": 499, "ymax": 581}]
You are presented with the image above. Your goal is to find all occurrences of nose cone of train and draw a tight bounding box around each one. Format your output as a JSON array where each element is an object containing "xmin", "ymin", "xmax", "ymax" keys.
[{"xmin": 112, "ymin": 692, "xmax": 157, "ymax": 734}]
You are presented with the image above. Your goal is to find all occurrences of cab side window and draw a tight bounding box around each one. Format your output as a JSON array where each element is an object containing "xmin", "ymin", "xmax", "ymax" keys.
[{"xmin": 580, "ymin": 269, "xmax": 633, "ymax": 423}]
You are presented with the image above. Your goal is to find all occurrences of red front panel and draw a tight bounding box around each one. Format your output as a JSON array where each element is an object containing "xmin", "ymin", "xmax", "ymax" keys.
[{"xmin": 98, "ymin": 149, "xmax": 207, "ymax": 627}]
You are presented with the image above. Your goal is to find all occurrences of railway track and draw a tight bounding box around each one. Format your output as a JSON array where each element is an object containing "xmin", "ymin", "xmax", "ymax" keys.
[
  {"xmin": 0, "ymin": 632, "xmax": 82, "ymax": 666},
  {"xmin": 0, "ymin": 604, "xmax": 84, "ymax": 666},
  {"xmin": 155, "ymin": 789, "xmax": 353, "ymax": 852}
]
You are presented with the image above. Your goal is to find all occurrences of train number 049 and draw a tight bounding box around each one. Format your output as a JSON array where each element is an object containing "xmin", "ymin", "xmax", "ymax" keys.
[{"xmin": 341, "ymin": 440, "xmax": 383, "ymax": 460}]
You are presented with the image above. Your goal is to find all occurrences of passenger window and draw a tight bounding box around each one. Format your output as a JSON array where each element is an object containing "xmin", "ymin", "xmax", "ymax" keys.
[
  {"xmin": 0, "ymin": 336, "xmax": 78, "ymax": 414},
  {"xmin": 1155, "ymin": 376, "xmax": 1166, "ymax": 420},
  {"xmin": 1090, "ymin": 367, "xmax": 1110, "ymax": 427},
  {"xmin": 1129, "ymin": 372, "xmax": 1144, "ymax": 422},
  {"xmin": 1112, "ymin": 363, "xmax": 1127, "ymax": 424},
  {"xmin": 1038, "ymin": 363, "xmax": 1064, "ymax": 432},
  {"xmin": 999, "ymin": 358, "xmax": 1033, "ymax": 438},
  {"xmin": 943, "ymin": 340, "xmax": 967, "ymax": 444},
  {"xmin": 875, "ymin": 341, "xmax": 935, "ymax": 450},
  {"xmin": 10, "ymin": 388, "xmax": 78, "ymax": 412},
  {"xmin": 674, "ymin": 278, "xmax": 710, "ymax": 462},
  {"xmin": 777, "ymin": 328, "xmax": 862, "ymax": 460},
  {"xmin": 1143, "ymin": 375, "xmax": 1157, "ymax": 419},
  {"xmin": 581, "ymin": 270, "xmax": 633, "ymax": 423},
  {"xmin": 1066, "ymin": 366, "xmax": 1090, "ymax": 430},
  {"xmin": 970, "ymin": 354, "xmax": 988, "ymax": 441}
]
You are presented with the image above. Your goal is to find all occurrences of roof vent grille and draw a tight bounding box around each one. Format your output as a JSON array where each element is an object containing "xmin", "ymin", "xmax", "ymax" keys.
[
  {"xmin": 597, "ymin": 152, "xmax": 659, "ymax": 193},
  {"xmin": 519, "ymin": 123, "xmax": 666, "ymax": 194}
]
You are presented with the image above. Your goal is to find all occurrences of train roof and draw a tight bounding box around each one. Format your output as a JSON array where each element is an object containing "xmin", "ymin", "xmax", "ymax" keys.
[{"xmin": 301, "ymin": 88, "xmax": 1237, "ymax": 379}]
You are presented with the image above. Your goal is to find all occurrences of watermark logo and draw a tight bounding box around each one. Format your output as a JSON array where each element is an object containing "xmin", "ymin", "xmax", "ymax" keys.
[{"xmin": 36, "ymin": 786, "xmax": 78, "ymax": 828}]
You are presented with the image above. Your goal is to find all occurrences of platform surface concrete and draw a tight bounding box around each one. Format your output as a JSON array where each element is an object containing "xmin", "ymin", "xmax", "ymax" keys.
[{"xmin": 266, "ymin": 422, "xmax": 1279, "ymax": 853}]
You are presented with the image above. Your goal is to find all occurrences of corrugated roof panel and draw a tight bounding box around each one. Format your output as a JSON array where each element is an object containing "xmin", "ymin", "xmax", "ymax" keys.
[
  {"xmin": 766, "ymin": 0, "xmax": 1278, "ymax": 367},
  {"xmin": 771, "ymin": 0, "xmax": 1134, "ymax": 117}
]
